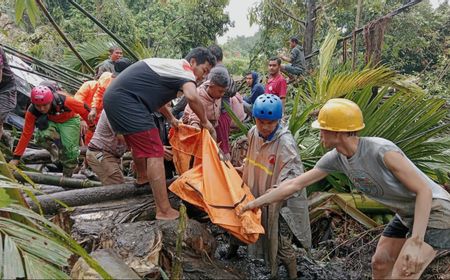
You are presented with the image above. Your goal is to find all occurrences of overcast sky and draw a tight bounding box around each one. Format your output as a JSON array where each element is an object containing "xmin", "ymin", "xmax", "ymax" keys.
[{"xmin": 217, "ymin": 0, "xmax": 448, "ymax": 44}]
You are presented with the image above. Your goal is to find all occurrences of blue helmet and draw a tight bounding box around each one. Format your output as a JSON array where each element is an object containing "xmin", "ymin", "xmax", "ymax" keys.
[{"xmin": 252, "ymin": 94, "xmax": 283, "ymax": 120}]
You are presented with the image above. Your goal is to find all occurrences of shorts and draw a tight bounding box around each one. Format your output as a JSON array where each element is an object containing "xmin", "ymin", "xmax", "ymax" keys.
[
  {"xmin": 283, "ymin": 65, "xmax": 304, "ymax": 76},
  {"xmin": 383, "ymin": 215, "xmax": 450, "ymax": 249},
  {"xmin": 124, "ymin": 128, "xmax": 164, "ymax": 158}
]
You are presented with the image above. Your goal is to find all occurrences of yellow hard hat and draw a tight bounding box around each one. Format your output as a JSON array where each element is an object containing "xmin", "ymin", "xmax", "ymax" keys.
[{"xmin": 311, "ymin": 98, "xmax": 365, "ymax": 132}]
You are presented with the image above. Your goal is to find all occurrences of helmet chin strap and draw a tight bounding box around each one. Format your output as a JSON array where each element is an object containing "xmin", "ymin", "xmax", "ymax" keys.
[{"xmin": 258, "ymin": 123, "xmax": 280, "ymax": 141}]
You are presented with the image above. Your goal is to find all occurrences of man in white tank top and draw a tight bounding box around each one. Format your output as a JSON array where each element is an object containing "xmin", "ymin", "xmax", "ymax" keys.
[{"xmin": 241, "ymin": 98, "xmax": 450, "ymax": 279}]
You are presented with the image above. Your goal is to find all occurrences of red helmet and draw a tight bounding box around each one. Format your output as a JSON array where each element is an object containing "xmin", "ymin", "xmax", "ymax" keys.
[{"xmin": 31, "ymin": 86, "xmax": 53, "ymax": 105}]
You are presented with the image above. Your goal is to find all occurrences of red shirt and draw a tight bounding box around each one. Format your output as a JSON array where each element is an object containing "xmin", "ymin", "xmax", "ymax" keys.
[
  {"xmin": 13, "ymin": 94, "xmax": 91, "ymax": 158},
  {"xmin": 265, "ymin": 73, "xmax": 287, "ymax": 98}
]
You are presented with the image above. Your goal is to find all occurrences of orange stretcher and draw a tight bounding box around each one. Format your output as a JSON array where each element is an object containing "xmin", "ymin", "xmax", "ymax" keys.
[{"xmin": 169, "ymin": 124, "xmax": 264, "ymax": 244}]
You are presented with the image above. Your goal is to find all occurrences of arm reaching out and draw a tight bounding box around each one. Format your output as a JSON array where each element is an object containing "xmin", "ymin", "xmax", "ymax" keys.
[
  {"xmin": 182, "ymin": 82, "xmax": 216, "ymax": 138},
  {"xmin": 241, "ymin": 168, "xmax": 328, "ymax": 213}
]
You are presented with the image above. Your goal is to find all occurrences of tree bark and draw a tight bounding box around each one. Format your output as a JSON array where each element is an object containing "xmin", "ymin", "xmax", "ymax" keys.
[
  {"xmin": 26, "ymin": 180, "xmax": 178, "ymax": 214},
  {"xmin": 352, "ymin": 0, "xmax": 363, "ymax": 70},
  {"xmin": 304, "ymin": 0, "xmax": 316, "ymax": 68},
  {"xmin": 27, "ymin": 183, "xmax": 151, "ymax": 214}
]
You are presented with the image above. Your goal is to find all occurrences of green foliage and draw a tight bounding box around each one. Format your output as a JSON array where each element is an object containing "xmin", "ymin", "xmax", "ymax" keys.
[
  {"xmin": 0, "ymin": 174, "xmax": 112, "ymax": 279},
  {"xmin": 223, "ymin": 57, "xmax": 249, "ymax": 77},
  {"xmin": 14, "ymin": 0, "xmax": 39, "ymax": 27},
  {"xmin": 246, "ymin": 0, "xmax": 449, "ymax": 100},
  {"xmin": 222, "ymin": 32, "xmax": 261, "ymax": 58},
  {"xmin": 5, "ymin": 0, "xmax": 231, "ymax": 74},
  {"xmin": 286, "ymin": 30, "xmax": 450, "ymax": 193}
]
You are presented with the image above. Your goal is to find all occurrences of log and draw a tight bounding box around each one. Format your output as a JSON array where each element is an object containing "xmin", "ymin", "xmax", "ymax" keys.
[
  {"xmin": 26, "ymin": 180, "xmax": 176, "ymax": 215},
  {"xmin": 21, "ymin": 148, "xmax": 52, "ymax": 164},
  {"xmin": 15, "ymin": 171, "xmax": 102, "ymax": 188},
  {"xmin": 71, "ymin": 249, "xmax": 141, "ymax": 279},
  {"xmin": 26, "ymin": 183, "xmax": 151, "ymax": 214}
]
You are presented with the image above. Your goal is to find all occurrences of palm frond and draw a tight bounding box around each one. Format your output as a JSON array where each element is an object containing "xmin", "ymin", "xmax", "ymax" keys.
[
  {"xmin": 287, "ymin": 29, "xmax": 450, "ymax": 192},
  {"xmin": 0, "ymin": 173, "xmax": 112, "ymax": 279}
]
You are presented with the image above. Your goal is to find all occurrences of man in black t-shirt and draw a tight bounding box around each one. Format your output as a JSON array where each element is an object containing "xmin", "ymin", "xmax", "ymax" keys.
[
  {"xmin": 0, "ymin": 46, "xmax": 17, "ymax": 140},
  {"xmin": 103, "ymin": 47, "xmax": 216, "ymax": 220}
]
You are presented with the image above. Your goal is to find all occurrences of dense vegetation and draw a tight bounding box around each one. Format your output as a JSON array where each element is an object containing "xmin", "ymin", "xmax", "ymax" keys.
[{"xmin": 0, "ymin": 0, "xmax": 448, "ymax": 278}]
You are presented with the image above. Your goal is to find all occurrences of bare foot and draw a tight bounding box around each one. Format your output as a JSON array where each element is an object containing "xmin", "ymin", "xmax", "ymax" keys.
[{"xmin": 156, "ymin": 208, "xmax": 180, "ymax": 220}]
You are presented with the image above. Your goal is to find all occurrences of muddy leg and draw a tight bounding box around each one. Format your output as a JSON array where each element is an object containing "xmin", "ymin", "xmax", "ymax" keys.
[
  {"xmin": 278, "ymin": 218, "xmax": 297, "ymax": 280},
  {"xmin": 146, "ymin": 157, "xmax": 179, "ymax": 220},
  {"xmin": 133, "ymin": 157, "xmax": 148, "ymax": 185},
  {"xmin": 372, "ymin": 236, "xmax": 406, "ymax": 279}
]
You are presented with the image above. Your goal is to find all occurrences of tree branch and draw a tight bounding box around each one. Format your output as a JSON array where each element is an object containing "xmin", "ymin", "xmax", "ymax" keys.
[
  {"xmin": 305, "ymin": 0, "xmax": 423, "ymax": 60},
  {"xmin": 268, "ymin": 0, "xmax": 306, "ymax": 27}
]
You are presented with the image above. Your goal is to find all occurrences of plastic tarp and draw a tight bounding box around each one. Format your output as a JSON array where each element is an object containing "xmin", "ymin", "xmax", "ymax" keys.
[{"xmin": 169, "ymin": 124, "xmax": 264, "ymax": 244}]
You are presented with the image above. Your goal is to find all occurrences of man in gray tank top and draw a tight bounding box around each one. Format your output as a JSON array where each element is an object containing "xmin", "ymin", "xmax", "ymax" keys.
[{"xmin": 241, "ymin": 98, "xmax": 450, "ymax": 279}]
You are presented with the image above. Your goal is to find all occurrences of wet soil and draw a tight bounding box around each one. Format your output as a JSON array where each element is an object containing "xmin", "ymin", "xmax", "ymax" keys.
[{"xmin": 65, "ymin": 197, "xmax": 449, "ymax": 279}]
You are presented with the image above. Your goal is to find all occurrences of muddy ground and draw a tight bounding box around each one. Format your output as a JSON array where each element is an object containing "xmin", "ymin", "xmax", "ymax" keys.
[{"xmin": 65, "ymin": 195, "xmax": 449, "ymax": 279}]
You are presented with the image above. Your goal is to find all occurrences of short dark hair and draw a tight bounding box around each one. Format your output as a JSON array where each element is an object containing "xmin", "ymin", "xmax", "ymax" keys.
[
  {"xmin": 208, "ymin": 45, "xmax": 223, "ymax": 62},
  {"xmin": 114, "ymin": 58, "xmax": 132, "ymax": 74},
  {"xmin": 185, "ymin": 47, "xmax": 217, "ymax": 67},
  {"xmin": 269, "ymin": 57, "xmax": 281, "ymax": 65},
  {"xmin": 245, "ymin": 71, "xmax": 253, "ymax": 77},
  {"xmin": 290, "ymin": 37, "xmax": 299, "ymax": 44},
  {"xmin": 108, "ymin": 46, "xmax": 122, "ymax": 54}
]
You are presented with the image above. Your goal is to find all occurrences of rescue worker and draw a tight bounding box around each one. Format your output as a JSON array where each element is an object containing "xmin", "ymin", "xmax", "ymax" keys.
[
  {"xmin": 10, "ymin": 86, "xmax": 94, "ymax": 177},
  {"xmin": 87, "ymin": 58, "xmax": 133, "ymax": 123},
  {"xmin": 238, "ymin": 94, "xmax": 311, "ymax": 279},
  {"xmin": 74, "ymin": 79, "xmax": 99, "ymax": 145},
  {"xmin": 102, "ymin": 47, "xmax": 217, "ymax": 220},
  {"xmin": 242, "ymin": 98, "xmax": 450, "ymax": 279}
]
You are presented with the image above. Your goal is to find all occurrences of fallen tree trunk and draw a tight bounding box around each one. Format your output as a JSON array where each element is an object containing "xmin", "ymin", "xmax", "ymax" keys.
[
  {"xmin": 27, "ymin": 183, "xmax": 151, "ymax": 214},
  {"xmin": 15, "ymin": 171, "xmax": 102, "ymax": 188},
  {"xmin": 27, "ymin": 180, "xmax": 177, "ymax": 215}
]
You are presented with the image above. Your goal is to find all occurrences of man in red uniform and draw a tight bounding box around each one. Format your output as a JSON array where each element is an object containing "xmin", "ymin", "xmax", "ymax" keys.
[
  {"xmin": 10, "ymin": 86, "xmax": 94, "ymax": 177},
  {"xmin": 265, "ymin": 57, "xmax": 287, "ymax": 110}
]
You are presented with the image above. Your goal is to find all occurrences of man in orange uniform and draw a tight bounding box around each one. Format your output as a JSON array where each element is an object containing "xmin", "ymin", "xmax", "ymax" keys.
[
  {"xmin": 10, "ymin": 86, "xmax": 94, "ymax": 177},
  {"xmin": 74, "ymin": 80, "xmax": 99, "ymax": 144},
  {"xmin": 88, "ymin": 58, "xmax": 132, "ymax": 124}
]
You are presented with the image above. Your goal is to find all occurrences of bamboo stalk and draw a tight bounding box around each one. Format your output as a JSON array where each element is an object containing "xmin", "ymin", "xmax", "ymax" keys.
[
  {"xmin": 1, "ymin": 44, "xmax": 87, "ymax": 84},
  {"xmin": 9, "ymin": 65, "xmax": 81, "ymax": 90},
  {"xmin": 42, "ymin": 59, "xmax": 93, "ymax": 79},
  {"xmin": 67, "ymin": 0, "xmax": 140, "ymax": 61},
  {"xmin": 35, "ymin": 0, "xmax": 95, "ymax": 74},
  {"xmin": 14, "ymin": 171, "xmax": 102, "ymax": 189}
]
